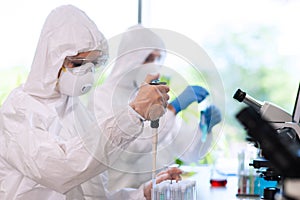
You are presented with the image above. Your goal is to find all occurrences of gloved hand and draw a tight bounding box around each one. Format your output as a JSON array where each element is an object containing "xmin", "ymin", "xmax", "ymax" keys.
[
  {"xmin": 143, "ymin": 167, "xmax": 182, "ymax": 200},
  {"xmin": 130, "ymin": 73, "xmax": 170, "ymax": 121},
  {"xmin": 169, "ymin": 86, "xmax": 209, "ymax": 114},
  {"xmin": 200, "ymin": 105, "xmax": 222, "ymax": 135}
]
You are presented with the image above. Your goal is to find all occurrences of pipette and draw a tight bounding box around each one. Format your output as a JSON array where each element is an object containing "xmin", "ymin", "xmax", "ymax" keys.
[
  {"xmin": 149, "ymin": 80, "xmax": 166, "ymax": 200},
  {"xmin": 151, "ymin": 118, "xmax": 159, "ymax": 199}
]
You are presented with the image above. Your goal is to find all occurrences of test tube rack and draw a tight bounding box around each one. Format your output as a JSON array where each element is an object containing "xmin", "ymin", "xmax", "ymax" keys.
[{"xmin": 152, "ymin": 180, "xmax": 196, "ymax": 200}]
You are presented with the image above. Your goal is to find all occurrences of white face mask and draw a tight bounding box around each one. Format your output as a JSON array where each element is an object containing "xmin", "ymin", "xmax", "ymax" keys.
[{"xmin": 58, "ymin": 62, "xmax": 95, "ymax": 96}]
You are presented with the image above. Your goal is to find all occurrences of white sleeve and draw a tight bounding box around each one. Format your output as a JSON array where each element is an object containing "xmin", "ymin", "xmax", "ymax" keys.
[
  {"xmin": 81, "ymin": 167, "xmax": 145, "ymax": 200},
  {"xmin": 178, "ymin": 128, "xmax": 214, "ymax": 163},
  {"xmin": 115, "ymin": 109, "xmax": 176, "ymax": 158},
  {"xmin": 84, "ymin": 105, "xmax": 144, "ymax": 164},
  {"xmin": 107, "ymin": 186, "xmax": 145, "ymax": 200},
  {"xmin": 166, "ymin": 115, "xmax": 215, "ymax": 164},
  {"xmin": 158, "ymin": 113, "xmax": 214, "ymax": 165},
  {"xmin": 0, "ymin": 92, "xmax": 144, "ymax": 194}
]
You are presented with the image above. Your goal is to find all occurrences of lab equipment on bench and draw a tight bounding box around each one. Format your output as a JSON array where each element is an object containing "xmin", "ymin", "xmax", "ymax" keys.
[
  {"xmin": 152, "ymin": 180, "xmax": 196, "ymax": 200},
  {"xmin": 236, "ymin": 106, "xmax": 300, "ymax": 200},
  {"xmin": 234, "ymin": 83, "xmax": 300, "ymax": 200}
]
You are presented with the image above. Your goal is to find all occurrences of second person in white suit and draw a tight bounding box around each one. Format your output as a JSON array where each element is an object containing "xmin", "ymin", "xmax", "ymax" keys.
[{"xmin": 89, "ymin": 24, "xmax": 222, "ymax": 192}]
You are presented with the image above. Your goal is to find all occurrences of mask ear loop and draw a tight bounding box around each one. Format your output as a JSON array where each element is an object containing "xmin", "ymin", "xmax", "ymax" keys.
[
  {"xmin": 57, "ymin": 66, "xmax": 66, "ymax": 79},
  {"xmin": 58, "ymin": 55, "xmax": 71, "ymax": 79},
  {"xmin": 56, "ymin": 65, "xmax": 66, "ymax": 91},
  {"xmin": 62, "ymin": 66, "xmax": 67, "ymax": 72}
]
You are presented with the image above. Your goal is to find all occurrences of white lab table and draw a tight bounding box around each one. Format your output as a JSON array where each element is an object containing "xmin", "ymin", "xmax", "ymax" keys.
[{"xmin": 182, "ymin": 165, "xmax": 261, "ymax": 200}]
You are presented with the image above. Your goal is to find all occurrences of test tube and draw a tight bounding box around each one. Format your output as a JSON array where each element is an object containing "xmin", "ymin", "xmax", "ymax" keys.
[
  {"xmin": 200, "ymin": 110, "xmax": 208, "ymax": 142},
  {"xmin": 170, "ymin": 182, "xmax": 174, "ymax": 200},
  {"xmin": 193, "ymin": 180, "xmax": 197, "ymax": 200},
  {"xmin": 174, "ymin": 182, "xmax": 179, "ymax": 200},
  {"xmin": 158, "ymin": 183, "xmax": 164, "ymax": 200},
  {"xmin": 181, "ymin": 183, "xmax": 186, "ymax": 200},
  {"xmin": 152, "ymin": 184, "xmax": 157, "ymax": 200},
  {"xmin": 165, "ymin": 181, "xmax": 171, "ymax": 200}
]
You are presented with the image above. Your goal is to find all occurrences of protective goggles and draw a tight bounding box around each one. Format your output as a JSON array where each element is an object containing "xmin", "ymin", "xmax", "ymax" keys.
[
  {"xmin": 66, "ymin": 54, "xmax": 108, "ymax": 68},
  {"xmin": 143, "ymin": 49, "xmax": 166, "ymax": 64}
]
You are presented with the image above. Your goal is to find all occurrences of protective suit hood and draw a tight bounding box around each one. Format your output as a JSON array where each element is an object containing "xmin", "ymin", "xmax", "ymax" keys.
[
  {"xmin": 106, "ymin": 24, "xmax": 166, "ymax": 89},
  {"xmin": 23, "ymin": 5, "xmax": 107, "ymax": 99},
  {"xmin": 90, "ymin": 25, "xmax": 166, "ymax": 116}
]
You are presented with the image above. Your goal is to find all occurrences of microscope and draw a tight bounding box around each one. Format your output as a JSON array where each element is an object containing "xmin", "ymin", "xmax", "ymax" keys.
[
  {"xmin": 233, "ymin": 89, "xmax": 300, "ymax": 135},
  {"xmin": 236, "ymin": 106, "xmax": 300, "ymax": 200},
  {"xmin": 233, "ymin": 87, "xmax": 300, "ymax": 199}
]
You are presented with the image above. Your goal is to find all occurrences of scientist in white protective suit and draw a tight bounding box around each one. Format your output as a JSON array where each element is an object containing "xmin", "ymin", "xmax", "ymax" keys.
[
  {"xmin": 0, "ymin": 5, "xmax": 183, "ymax": 200},
  {"xmin": 88, "ymin": 25, "xmax": 222, "ymax": 192}
]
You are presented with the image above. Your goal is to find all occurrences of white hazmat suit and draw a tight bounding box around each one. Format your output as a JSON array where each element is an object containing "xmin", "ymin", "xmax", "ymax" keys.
[
  {"xmin": 0, "ymin": 5, "xmax": 158, "ymax": 200},
  {"xmin": 89, "ymin": 25, "xmax": 215, "ymax": 191}
]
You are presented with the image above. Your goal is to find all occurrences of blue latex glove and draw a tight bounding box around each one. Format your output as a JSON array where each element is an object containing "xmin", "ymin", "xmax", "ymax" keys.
[
  {"xmin": 169, "ymin": 86, "xmax": 209, "ymax": 114},
  {"xmin": 199, "ymin": 105, "xmax": 222, "ymax": 142}
]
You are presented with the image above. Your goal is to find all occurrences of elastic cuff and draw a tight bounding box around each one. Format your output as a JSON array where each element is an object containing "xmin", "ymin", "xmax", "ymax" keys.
[
  {"xmin": 169, "ymin": 99, "xmax": 181, "ymax": 114},
  {"xmin": 128, "ymin": 105, "xmax": 146, "ymax": 122}
]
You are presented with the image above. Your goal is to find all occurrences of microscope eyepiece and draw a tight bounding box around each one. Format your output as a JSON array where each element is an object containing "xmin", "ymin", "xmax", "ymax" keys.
[
  {"xmin": 233, "ymin": 88, "xmax": 262, "ymax": 112},
  {"xmin": 233, "ymin": 89, "xmax": 246, "ymax": 102}
]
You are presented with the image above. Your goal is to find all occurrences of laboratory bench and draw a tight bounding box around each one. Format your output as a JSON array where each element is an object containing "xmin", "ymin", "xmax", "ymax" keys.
[{"xmin": 181, "ymin": 165, "xmax": 261, "ymax": 200}]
